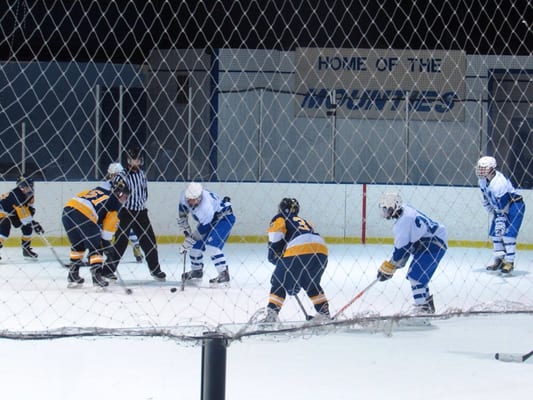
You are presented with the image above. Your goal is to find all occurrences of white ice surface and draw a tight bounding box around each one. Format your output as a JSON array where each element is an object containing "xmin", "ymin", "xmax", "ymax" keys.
[{"xmin": 0, "ymin": 243, "xmax": 532, "ymax": 399}]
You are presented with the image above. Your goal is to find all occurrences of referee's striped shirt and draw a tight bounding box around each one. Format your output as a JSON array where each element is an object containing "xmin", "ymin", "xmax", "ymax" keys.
[{"xmin": 124, "ymin": 169, "xmax": 148, "ymax": 211}]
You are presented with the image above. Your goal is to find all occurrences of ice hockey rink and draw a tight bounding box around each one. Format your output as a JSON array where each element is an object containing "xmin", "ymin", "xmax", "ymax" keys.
[{"xmin": 0, "ymin": 243, "xmax": 532, "ymax": 399}]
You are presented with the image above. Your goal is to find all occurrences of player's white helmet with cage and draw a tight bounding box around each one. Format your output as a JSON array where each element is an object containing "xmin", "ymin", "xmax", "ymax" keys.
[
  {"xmin": 107, "ymin": 162, "xmax": 124, "ymax": 175},
  {"xmin": 185, "ymin": 182, "xmax": 203, "ymax": 200},
  {"xmin": 379, "ymin": 192, "xmax": 403, "ymax": 219},
  {"xmin": 475, "ymin": 156, "xmax": 497, "ymax": 178}
]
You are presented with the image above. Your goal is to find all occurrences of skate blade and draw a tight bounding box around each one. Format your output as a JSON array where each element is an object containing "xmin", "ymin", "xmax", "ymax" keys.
[
  {"xmin": 209, "ymin": 281, "xmax": 231, "ymax": 288},
  {"xmin": 67, "ymin": 282, "xmax": 84, "ymax": 289}
]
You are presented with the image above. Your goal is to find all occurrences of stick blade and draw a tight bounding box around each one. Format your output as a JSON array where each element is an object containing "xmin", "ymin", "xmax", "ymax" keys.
[{"xmin": 495, "ymin": 352, "xmax": 524, "ymax": 362}]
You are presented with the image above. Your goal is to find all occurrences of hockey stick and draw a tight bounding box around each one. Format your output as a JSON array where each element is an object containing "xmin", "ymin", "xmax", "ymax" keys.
[
  {"xmin": 181, "ymin": 252, "xmax": 186, "ymax": 291},
  {"xmin": 294, "ymin": 294, "xmax": 313, "ymax": 321},
  {"xmin": 38, "ymin": 232, "xmax": 67, "ymax": 269},
  {"xmin": 333, "ymin": 278, "xmax": 379, "ymax": 319},
  {"xmin": 114, "ymin": 269, "xmax": 133, "ymax": 295},
  {"xmin": 495, "ymin": 349, "xmax": 533, "ymax": 363}
]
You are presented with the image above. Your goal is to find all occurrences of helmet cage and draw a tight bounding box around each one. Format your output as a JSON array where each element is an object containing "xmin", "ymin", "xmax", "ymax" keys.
[
  {"xmin": 379, "ymin": 192, "xmax": 402, "ymax": 219},
  {"xmin": 475, "ymin": 156, "xmax": 497, "ymax": 178},
  {"xmin": 185, "ymin": 182, "xmax": 203, "ymax": 201}
]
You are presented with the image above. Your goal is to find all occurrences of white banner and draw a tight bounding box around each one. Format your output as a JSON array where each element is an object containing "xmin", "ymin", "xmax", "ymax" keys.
[{"xmin": 295, "ymin": 48, "xmax": 465, "ymax": 120}]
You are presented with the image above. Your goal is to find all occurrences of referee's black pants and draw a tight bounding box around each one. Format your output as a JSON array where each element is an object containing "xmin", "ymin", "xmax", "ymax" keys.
[{"xmin": 104, "ymin": 208, "xmax": 162, "ymax": 275}]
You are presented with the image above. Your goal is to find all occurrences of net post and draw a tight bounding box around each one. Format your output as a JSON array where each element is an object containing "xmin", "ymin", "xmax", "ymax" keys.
[{"xmin": 201, "ymin": 332, "xmax": 228, "ymax": 400}]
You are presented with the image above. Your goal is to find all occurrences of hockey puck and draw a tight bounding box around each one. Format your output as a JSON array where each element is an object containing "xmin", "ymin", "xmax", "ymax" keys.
[
  {"xmin": 126, "ymin": 288, "xmax": 133, "ymax": 295},
  {"xmin": 170, "ymin": 287, "xmax": 177, "ymax": 293}
]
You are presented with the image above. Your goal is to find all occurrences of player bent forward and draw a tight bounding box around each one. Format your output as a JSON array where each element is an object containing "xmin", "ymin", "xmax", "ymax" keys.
[
  {"xmin": 61, "ymin": 176, "xmax": 130, "ymax": 288},
  {"xmin": 178, "ymin": 182, "xmax": 235, "ymax": 284},
  {"xmin": 377, "ymin": 192, "xmax": 448, "ymax": 314},
  {"xmin": 262, "ymin": 198, "xmax": 331, "ymax": 322},
  {"xmin": 475, "ymin": 156, "xmax": 525, "ymax": 274},
  {"xmin": 0, "ymin": 176, "xmax": 44, "ymax": 260}
]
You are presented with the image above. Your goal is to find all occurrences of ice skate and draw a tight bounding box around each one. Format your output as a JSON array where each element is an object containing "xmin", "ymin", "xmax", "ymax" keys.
[
  {"xmin": 102, "ymin": 271, "xmax": 118, "ymax": 281},
  {"xmin": 22, "ymin": 246, "xmax": 38, "ymax": 260},
  {"xmin": 209, "ymin": 269, "xmax": 230, "ymax": 286},
  {"xmin": 259, "ymin": 308, "xmax": 280, "ymax": 324},
  {"xmin": 90, "ymin": 266, "xmax": 109, "ymax": 287},
  {"xmin": 500, "ymin": 261, "xmax": 514, "ymax": 275},
  {"xmin": 181, "ymin": 269, "xmax": 203, "ymax": 281},
  {"xmin": 486, "ymin": 258, "xmax": 503, "ymax": 271},
  {"xmin": 150, "ymin": 269, "xmax": 166, "ymax": 282},
  {"xmin": 413, "ymin": 295, "xmax": 435, "ymax": 315},
  {"xmin": 67, "ymin": 263, "xmax": 85, "ymax": 288}
]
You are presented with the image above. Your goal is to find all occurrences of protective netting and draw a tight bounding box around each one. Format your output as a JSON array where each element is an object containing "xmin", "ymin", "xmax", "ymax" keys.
[{"xmin": 0, "ymin": 1, "xmax": 531, "ymax": 343}]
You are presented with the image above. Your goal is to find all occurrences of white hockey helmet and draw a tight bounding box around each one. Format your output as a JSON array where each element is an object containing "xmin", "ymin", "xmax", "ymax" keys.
[
  {"xmin": 379, "ymin": 192, "xmax": 403, "ymax": 219},
  {"xmin": 475, "ymin": 156, "xmax": 497, "ymax": 178},
  {"xmin": 107, "ymin": 162, "xmax": 125, "ymax": 175},
  {"xmin": 185, "ymin": 182, "xmax": 203, "ymax": 200}
]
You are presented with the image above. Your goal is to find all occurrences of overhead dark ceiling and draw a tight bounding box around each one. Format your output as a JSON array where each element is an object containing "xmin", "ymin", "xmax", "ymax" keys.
[{"xmin": 1, "ymin": 0, "xmax": 530, "ymax": 63}]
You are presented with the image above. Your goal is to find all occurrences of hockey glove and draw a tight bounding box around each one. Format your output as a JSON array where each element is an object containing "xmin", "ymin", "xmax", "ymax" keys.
[
  {"xmin": 32, "ymin": 220, "xmax": 44, "ymax": 234},
  {"xmin": 179, "ymin": 236, "xmax": 196, "ymax": 254},
  {"xmin": 377, "ymin": 260, "xmax": 397, "ymax": 281},
  {"xmin": 177, "ymin": 215, "xmax": 191, "ymax": 235},
  {"xmin": 494, "ymin": 216, "xmax": 507, "ymax": 237}
]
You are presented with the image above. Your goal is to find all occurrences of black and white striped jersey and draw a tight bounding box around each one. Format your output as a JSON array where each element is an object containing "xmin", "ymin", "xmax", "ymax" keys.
[{"xmin": 124, "ymin": 169, "xmax": 148, "ymax": 211}]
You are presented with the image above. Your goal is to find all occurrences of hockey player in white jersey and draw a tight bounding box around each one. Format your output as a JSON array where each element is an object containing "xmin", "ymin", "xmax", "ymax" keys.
[
  {"xmin": 178, "ymin": 182, "xmax": 235, "ymax": 284},
  {"xmin": 476, "ymin": 156, "xmax": 525, "ymax": 274},
  {"xmin": 377, "ymin": 192, "xmax": 448, "ymax": 314}
]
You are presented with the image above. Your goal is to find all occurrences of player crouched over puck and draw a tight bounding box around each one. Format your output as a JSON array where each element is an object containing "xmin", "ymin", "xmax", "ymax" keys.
[
  {"xmin": 178, "ymin": 182, "xmax": 235, "ymax": 285},
  {"xmin": 62, "ymin": 175, "xmax": 130, "ymax": 288},
  {"xmin": 377, "ymin": 192, "xmax": 448, "ymax": 315},
  {"xmin": 262, "ymin": 198, "xmax": 331, "ymax": 323}
]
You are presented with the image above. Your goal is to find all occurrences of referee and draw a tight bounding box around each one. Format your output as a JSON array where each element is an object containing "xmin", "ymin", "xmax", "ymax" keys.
[{"xmin": 102, "ymin": 147, "xmax": 166, "ymax": 281}]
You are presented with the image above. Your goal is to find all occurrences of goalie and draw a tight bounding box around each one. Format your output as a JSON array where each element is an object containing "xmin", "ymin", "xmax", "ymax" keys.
[
  {"xmin": 377, "ymin": 192, "xmax": 448, "ymax": 314},
  {"xmin": 475, "ymin": 156, "xmax": 525, "ymax": 274}
]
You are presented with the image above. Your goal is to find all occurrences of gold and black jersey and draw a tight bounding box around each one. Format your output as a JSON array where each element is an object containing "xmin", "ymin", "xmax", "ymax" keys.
[
  {"xmin": 64, "ymin": 187, "xmax": 122, "ymax": 241},
  {"xmin": 268, "ymin": 213, "xmax": 328, "ymax": 259}
]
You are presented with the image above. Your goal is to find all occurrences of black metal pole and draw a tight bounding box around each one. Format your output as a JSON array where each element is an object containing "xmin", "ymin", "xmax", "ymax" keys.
[{"xmin": 201, "ymin": 333, "xmax": 228, "ymax": 400}]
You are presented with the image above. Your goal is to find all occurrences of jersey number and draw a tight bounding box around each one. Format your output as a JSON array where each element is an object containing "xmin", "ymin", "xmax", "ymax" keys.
[
  {"xmin": 415, "ymin": 213, "xmax": 439, "ymax": 234},
  {"xmin": 291, "ymin": 216, "xmax": 313, "ymax": 233}
]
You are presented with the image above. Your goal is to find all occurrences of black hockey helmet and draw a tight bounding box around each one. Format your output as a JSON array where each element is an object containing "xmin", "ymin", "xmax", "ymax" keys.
[
  {"xmin": 279, "ymin": 197, "xmax": 300, "ymax": 216},
  {"xmin": 16, "ymin": 176, "xmax": 34, "ymax": 192}
]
